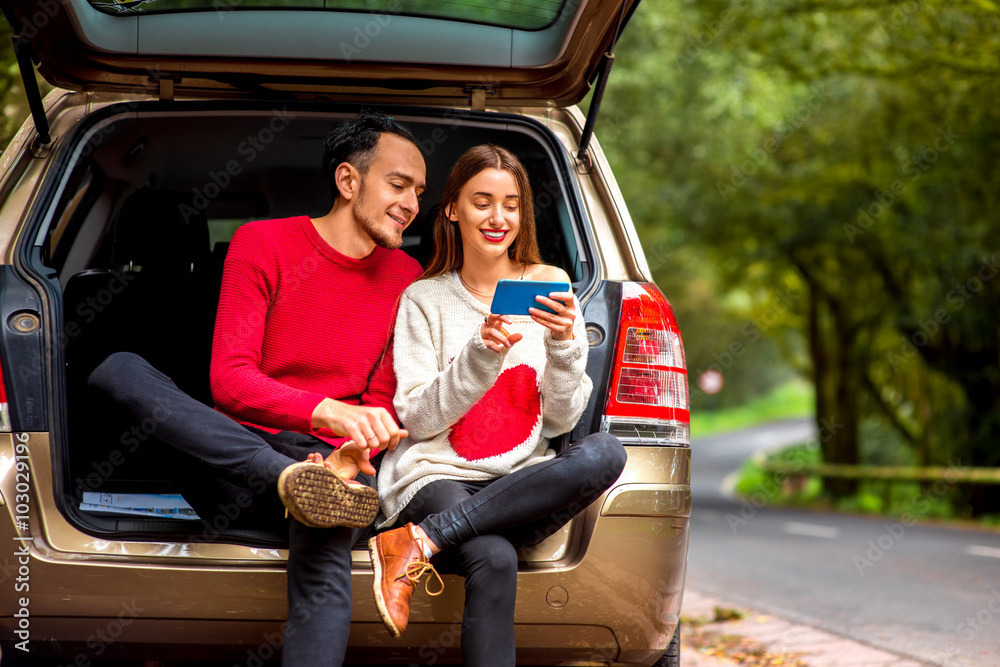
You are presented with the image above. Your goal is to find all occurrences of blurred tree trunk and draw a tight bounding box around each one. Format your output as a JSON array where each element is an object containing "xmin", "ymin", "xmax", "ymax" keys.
[
  {"xmin": 830, "ymin": 298, "xmax": 861, "ymax": 497},
  {"xmin": 805, "ymin": 275, "xmax": 859, "ymax": 498}
]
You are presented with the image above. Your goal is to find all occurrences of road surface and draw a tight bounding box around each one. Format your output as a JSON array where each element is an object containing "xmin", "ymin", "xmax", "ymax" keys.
[{"xmin": 687, "ymin": 419, "xmax": 1000, "ymax": 667}]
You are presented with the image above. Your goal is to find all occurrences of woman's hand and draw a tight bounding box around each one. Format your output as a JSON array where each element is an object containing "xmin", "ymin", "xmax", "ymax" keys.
[
  {"xmin": 529, "ymin": 291, "xmax": 576, "ymax": 341},
  {"xmin": 481, "ymin": 313, "xmax": 524, "ymax": 352}
]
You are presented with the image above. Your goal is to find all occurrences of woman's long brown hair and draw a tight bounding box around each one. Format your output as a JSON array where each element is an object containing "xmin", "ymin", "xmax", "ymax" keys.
[{"xmin": 422, "ymin": 144, "xmax": 543, "ymax": 278}]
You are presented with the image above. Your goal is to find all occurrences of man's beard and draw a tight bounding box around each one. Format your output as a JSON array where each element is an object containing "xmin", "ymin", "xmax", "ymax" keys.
[{"xmin": 354, "ymin": 187, "xmax": 404, "ymax": 250}]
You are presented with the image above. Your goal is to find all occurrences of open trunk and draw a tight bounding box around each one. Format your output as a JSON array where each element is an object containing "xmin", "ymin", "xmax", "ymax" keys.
[{"xmin": 23, "ymin": 98, "xmax": 611, "ymax": 553}]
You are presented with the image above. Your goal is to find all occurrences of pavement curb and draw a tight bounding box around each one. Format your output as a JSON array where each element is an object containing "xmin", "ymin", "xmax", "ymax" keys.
[{"xmin": 680, "ymin": 589, "xmax": 926, "ymax": 667}]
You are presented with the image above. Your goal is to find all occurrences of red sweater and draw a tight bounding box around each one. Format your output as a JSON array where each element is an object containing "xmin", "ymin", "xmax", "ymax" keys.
[{"xmin": 210, "ymin": 215, "xmax": 422, "ymax": 447}]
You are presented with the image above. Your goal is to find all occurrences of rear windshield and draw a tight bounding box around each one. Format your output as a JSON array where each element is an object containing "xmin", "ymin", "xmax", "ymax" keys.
[{"xmin": 89, "ymin": 0, "xmax": 566, "ymax": 30}]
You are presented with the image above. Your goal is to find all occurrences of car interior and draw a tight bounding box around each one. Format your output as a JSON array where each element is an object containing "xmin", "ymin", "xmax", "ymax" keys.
[{"xmin": 38, "ymin": 104, "xmax": 593, "ymax": 545}]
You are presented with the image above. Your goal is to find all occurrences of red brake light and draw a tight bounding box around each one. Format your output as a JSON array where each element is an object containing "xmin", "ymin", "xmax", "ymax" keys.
[
  {"xmin": 0, "ymin": 354, "xmax": 9, "ymax": 431},
  {"xmin": 602, "ymin": 282, "xmax": 689, "ymax": 445}
]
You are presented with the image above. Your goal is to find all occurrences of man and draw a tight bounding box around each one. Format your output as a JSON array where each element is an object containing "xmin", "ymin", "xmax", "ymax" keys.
[{"xmin": 89, "ymin": 110, "xmax": 426, "ymax": 664}]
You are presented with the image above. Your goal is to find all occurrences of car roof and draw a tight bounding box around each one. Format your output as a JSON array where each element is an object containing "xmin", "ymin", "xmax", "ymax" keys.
[{"xmin": 1, "ymin": 0, "xmax": 638, "ymax": 107}]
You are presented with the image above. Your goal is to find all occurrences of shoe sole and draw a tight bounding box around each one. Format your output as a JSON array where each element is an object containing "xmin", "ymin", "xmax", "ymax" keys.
[
  {"xmin": 277, "ymin": 463, "xmax": 379, "ymax": 529},
  {"xmin": 368, "ymin": 536, "xmax": 404, "ymax": 639}
]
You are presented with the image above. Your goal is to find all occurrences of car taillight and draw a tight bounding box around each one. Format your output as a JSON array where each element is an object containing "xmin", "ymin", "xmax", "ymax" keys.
[
  {"xmin": 0, "ymin": 354, "xmax": 9, "ymax": 431},
  {"xmin": 601, "ymin": 282, "xmax": 689, "ymax": 445}
]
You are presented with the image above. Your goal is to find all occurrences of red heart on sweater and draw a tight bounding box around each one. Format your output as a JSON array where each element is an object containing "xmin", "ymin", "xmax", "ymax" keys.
[{"xmin": 449, "ymin": 364, "xmax": 541, "ymax": 461}]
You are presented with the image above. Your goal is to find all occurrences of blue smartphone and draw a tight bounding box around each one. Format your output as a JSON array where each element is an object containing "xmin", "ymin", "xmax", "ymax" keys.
[{"xmin": 490, "ymin": 279, "xmax": 571, "ymax": 315}]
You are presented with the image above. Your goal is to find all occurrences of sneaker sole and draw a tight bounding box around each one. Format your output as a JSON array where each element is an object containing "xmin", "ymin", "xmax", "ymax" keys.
[
  {"xmin": 368, "ymin": 536, "xmax": 404, "ymax": 639},
  {"xmin": 277, "ymin": 463, "xmax": 379, "ymax": 529}
]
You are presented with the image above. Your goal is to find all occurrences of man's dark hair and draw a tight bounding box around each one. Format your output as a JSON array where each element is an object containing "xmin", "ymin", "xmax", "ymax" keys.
[{"xmin": 322, "ymin": 110, "xmax": 419, "ymax": 201}]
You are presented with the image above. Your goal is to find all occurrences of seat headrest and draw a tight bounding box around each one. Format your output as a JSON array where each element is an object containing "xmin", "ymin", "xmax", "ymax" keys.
[{"xmin": 113, "ymin": 190, "xmax": 209, "ymax": 272}]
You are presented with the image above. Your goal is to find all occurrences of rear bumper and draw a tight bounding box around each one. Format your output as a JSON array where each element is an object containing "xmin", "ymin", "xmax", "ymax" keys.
[{"xmin": 1, "ymin": 435, "xmax": 689, "ymax": 665}]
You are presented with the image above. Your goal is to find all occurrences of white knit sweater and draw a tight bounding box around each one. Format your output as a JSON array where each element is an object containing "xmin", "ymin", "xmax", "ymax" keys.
[{"xmin": 376, "ymin": 272, "xmax": 592, "ymax": 527}]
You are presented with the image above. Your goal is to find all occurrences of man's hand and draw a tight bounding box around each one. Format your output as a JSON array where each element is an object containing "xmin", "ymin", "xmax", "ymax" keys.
[{"xmin": 311, "ymin": 398, "xmax": 408, "ymax": 452}]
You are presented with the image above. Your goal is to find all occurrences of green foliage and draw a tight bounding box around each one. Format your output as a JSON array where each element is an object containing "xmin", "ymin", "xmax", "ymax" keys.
[
  {"xmin": 858, "ymin": 415, "xmax": 916, "ymax": 466},
  {"xmin": 731, "ymin": 441, "xmax": 980, "ymax": 520},
  {"xmin": 885, "ymin": 481, "xmax": 957, "ymax": 520},
  {"xmin": 603, "ymin": 1, "xmax": 1000, "ymax": 511},
  {"xmin": 732, "ymin": 460, "xmax": 770, "ymax": 498},
  {"xmin": 691, "ymin": 378, "xmax": 814, "ymax": 437},
  {"xmin": 830, "ymin": 478, "xmax": 962, "ymax": 520},
  {"xmin": 713, "ymin": 607, "xmax": 744, "ymax": 622},
  {"xmin": 733, "ymin": 442, "xmax": 822, "ymax": 502},
  {"xmin": 766, "ymin": 441, "xmax": 822, "ymax": 467},
  {"xmin": 0, "ymin": 22, "xmax": 51, "ymax": 150},
  {"xmin": 835, "ymin": 490, "xmax": 885, "ymax": 515}
]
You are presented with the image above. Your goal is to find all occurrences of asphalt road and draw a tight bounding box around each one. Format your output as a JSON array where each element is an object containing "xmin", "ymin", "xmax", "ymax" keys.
[{"xmin": 686, "ymin": 419, "xmax": 1000, "ymax": 667}]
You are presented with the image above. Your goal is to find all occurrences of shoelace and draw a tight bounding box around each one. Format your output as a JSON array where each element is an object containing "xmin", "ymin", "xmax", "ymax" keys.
[{"xmin": 403, "ymin": 559, "xmax": 445, "ymax": 596}]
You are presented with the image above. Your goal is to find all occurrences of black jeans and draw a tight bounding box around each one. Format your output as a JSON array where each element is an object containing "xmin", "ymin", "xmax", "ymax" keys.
[
  {"xmin": 397, "ymin": 432, "xmax": 627, "ymax": 667},
  {"xmin": 89, "ymin": 352, "xmax": 371, "ymax": 666}
]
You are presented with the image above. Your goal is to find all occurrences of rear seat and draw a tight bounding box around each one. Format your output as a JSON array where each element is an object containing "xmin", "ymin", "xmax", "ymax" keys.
[
  {"xmin": 65, "ymin": 190, "xmax": 215, "ymax": 493},
  {"xmin": 63, "ymin": 198, "xmax": 428, "ymax": 540}
]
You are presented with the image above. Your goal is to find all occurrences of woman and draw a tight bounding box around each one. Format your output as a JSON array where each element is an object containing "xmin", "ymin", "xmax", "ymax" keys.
[{"xmin": 368, "ymin": 144, "xmax": 626, "ymax": 665}]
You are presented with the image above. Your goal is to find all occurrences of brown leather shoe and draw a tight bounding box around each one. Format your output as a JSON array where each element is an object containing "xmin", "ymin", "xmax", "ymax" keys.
[
  {"xmin": 368, "ymin": 523, "xmax": 444, "ymax": 638},
  {"xmin": 277, "ymin": 461, "xmax": 379, "ymax": 529}
]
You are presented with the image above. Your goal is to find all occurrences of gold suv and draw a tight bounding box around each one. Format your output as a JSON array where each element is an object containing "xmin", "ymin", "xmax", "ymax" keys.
[{"xmin": 0, "ymin": 0, "xmax": 690, "ymax": 664}]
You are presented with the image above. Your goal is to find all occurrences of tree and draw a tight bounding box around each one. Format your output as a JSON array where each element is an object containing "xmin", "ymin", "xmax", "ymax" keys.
[{"xmin": 602, "ymin": 0, "xmax": 1000, "ymax": 509}]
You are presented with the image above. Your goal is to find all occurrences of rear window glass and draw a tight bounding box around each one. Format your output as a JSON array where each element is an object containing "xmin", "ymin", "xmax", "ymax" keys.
[{"xmin": 89, "ymin": 0, "xmax": 566, "ymax": 30}]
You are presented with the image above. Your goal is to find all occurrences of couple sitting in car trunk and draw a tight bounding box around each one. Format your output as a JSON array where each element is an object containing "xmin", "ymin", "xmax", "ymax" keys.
[{"xmin": 89, "ymin": 110, "xmax": 625, "ymax": 667}]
